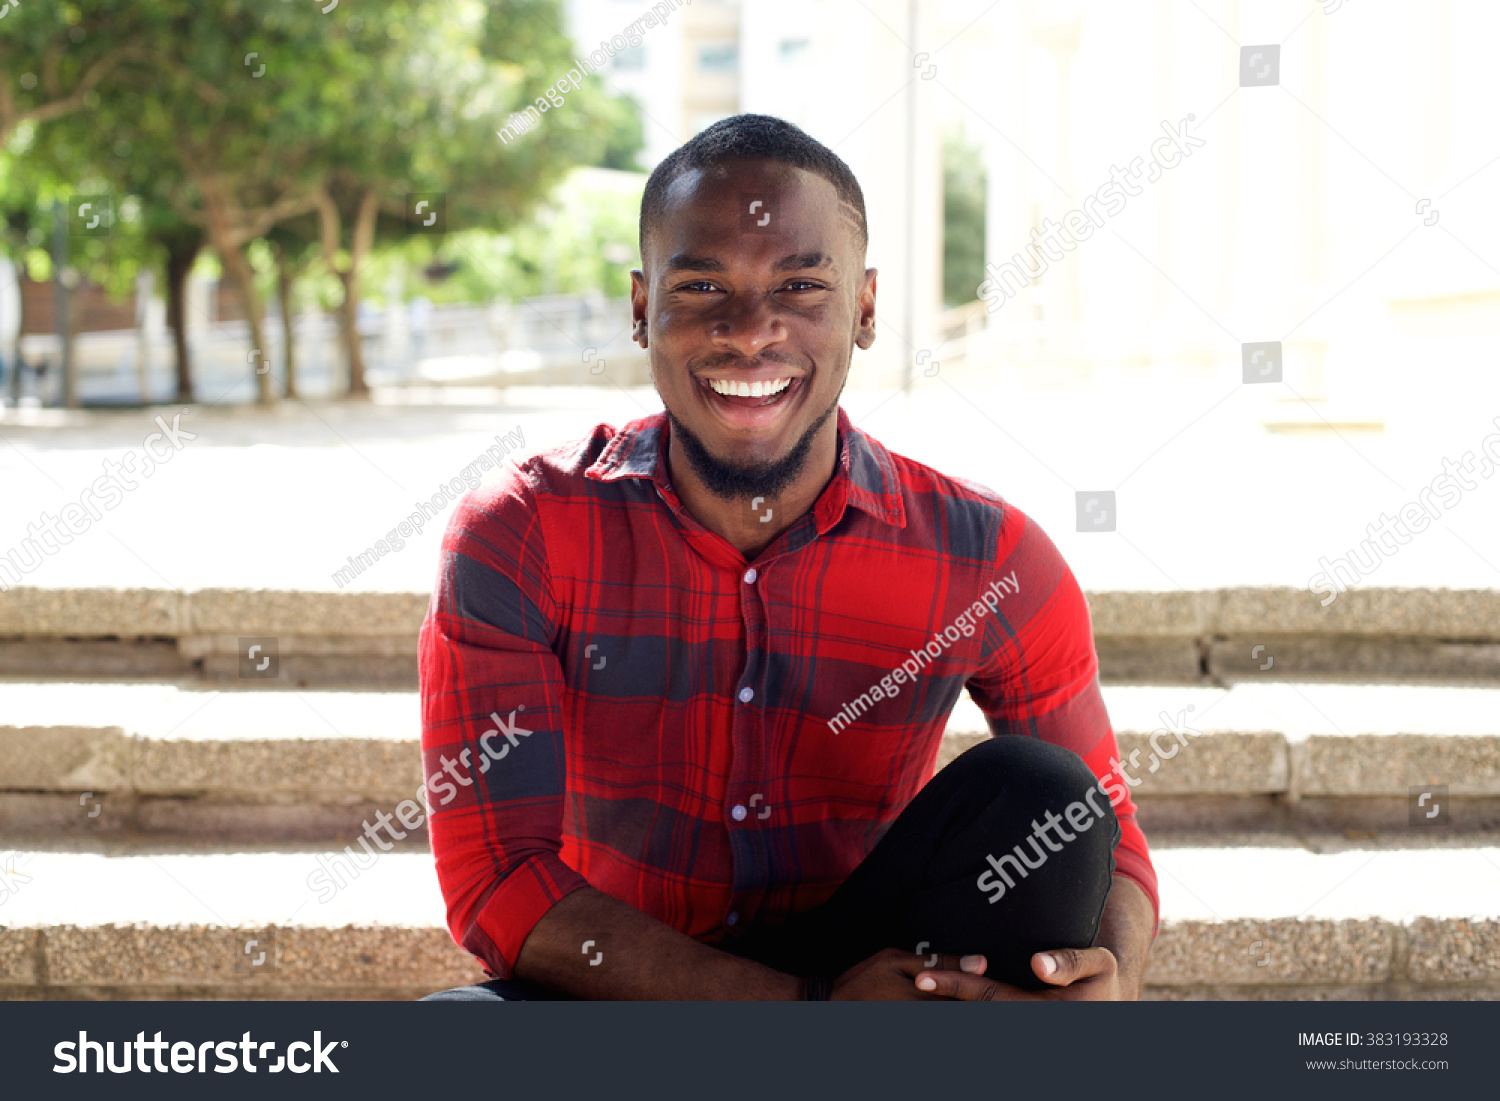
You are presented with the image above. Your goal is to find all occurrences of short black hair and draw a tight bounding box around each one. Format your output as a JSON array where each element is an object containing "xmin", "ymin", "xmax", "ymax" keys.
[{"xmin": 638, "ymin": 113, "xmax": 869, "ymax": 264}]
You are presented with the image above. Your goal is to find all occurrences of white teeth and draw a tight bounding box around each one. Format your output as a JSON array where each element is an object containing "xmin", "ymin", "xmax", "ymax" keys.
[{"xmin": 708, "ymin": 377, "xmax": 792, "ymax": 398}]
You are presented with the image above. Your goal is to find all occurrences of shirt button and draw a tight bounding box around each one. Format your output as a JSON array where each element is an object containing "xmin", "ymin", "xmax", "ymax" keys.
[
  {"xmin": 738, "ymin": 686, "xmax": 754, "ymax": 703},
  {"xmin": 743, "ymin": 568, "xmax": 757, "ymax": 584},
  {"xmin": 731, "ymin": 804, "xmax": 748, "ymax": 821},
  {"xmin": 726, "ymin": 911, "xmax": 739, "ymax": 926}
]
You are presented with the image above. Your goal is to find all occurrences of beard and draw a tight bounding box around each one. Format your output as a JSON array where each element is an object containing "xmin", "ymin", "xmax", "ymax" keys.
[{"xmin": 664, "ymin": 393, "xmax": 840, "ymax": 502}]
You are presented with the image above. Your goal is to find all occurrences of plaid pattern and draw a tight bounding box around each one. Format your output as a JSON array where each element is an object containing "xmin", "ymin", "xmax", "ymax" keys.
[{"xmin": 419, "ymin": 407, "xmax": 1158, "ymax": 979}]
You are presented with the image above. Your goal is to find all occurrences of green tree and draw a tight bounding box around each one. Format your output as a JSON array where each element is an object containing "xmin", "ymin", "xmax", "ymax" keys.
[
  {"xmin": 4, "ymin": 0, "xmax": 647, "ymax": 404},
  {"xmin": 304, "ymin": 0, "xmax": 643, "ymax": 394},
  {"xmin": 943, "ymin": 127, "xmax": 987, "ymax": 308},
  {"xmin": 265, "ymin": 216, "xmax": 322, "ymax": 399},
  {"xmin": 0, "ymin": 2, "xmax": 149, "ymax": 146},
  {"xmin": 0, "ymin": 118, "xmax": 160, "ymax": 405},
  {"xmin": 26, "ymin": 93, "xmax": 209, "ymax": 401}
]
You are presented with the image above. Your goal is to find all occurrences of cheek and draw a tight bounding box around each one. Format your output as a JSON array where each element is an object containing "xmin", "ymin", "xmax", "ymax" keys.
[
  {"xmin": 649, "ymin": 301, "xmax": 708, "ymax": 346},
  {"xmin": 645, "ymin": 320, "xmax": 699, "ymax": 396}
]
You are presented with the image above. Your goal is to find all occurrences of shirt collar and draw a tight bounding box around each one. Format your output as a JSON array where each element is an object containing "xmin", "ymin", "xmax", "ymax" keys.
[{"xmin": 586, "ymin": 406, "xmax": 906, "ymax": 532}]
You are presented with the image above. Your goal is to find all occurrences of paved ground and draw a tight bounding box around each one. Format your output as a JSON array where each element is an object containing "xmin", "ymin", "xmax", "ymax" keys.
[{"xmin": 2, "ymin": 373, "xmax": 1498, "ymax": 594}]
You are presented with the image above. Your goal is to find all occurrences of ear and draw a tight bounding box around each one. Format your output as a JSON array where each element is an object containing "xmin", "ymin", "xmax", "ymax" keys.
[
  {"xmin": 630, "ymin": 268, "xmax": 649, "ymax": 348},
  {"xmin": 854, "ymin": 267, "xmax": 878, "ymax": 350}
]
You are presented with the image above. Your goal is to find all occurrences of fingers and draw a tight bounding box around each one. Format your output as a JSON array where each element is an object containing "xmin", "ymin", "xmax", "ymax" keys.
[
  {"xmin": 913, "ymin": 969, "xmax": 1008, "ymax": 1001},
  {"xmin": 896, "ymin": 951, "xmax": 986, "ymax": 976},
  {"xmin": 908, "ymin": 949, "xmax": 1118, "ymax": 1000},
  {"xmin": 1031, "ymin": 947, "xmax": 1116, "ymax": 986}
]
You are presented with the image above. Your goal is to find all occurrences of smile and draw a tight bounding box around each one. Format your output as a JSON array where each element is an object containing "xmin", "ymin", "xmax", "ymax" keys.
[
  {"xmin": 706, "ymin": 377, "xmax": 793, "ymax": 398},
  {"xmin": 695, "ymin": 372, "xmax": 805, "ymax": 428}
]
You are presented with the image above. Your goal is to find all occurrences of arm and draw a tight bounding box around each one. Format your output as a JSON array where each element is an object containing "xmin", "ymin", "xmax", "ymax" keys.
[
  {"xmin": 1092, "ymin": 875, "xmax": 1154, "ymax": 999},
  {"xmin": 515, "ymin": 889, "xmax": 978, "ymax": 1000},
  {"xmin": 513, "ymin": 886, "xmax": 804, "ymax": 999}
]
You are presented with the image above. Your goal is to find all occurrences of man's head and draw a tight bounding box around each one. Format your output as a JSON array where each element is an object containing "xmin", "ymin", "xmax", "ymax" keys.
[{"xmin": 632, "ymin": 114, "xmax": 878, "ymax": 502}]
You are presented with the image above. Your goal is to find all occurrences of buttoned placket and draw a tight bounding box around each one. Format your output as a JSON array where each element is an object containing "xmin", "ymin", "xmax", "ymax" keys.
[
  {"xmin": 724, "ymin": 548, "xmax": 772, "ymax": 936},
  {"xmin": 634, "ymin": 425, "xmax": 865, "ymax": 937}
]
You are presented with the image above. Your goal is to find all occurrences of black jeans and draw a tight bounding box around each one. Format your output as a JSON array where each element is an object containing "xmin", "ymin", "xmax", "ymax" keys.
[{"xmin": 421, "ymin": 736, "xmax": 1119, "ymax": 1000}]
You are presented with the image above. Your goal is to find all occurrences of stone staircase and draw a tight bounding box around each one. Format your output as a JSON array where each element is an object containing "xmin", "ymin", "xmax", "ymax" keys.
[{"xmin": 1, "ymin": 585, "xmax": 1497, "ymax": 1000}]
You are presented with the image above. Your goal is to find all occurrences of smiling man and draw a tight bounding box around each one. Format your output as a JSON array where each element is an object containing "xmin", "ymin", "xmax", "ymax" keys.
[{"xmin": 419, "ymin": 114, "xmax": 1158, "ymax": 1001}]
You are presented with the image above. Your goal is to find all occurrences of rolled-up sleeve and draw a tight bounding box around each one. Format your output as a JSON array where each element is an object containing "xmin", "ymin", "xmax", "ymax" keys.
[
  {"xmin": 964, "ymin": 509, "xmax": 1161, "ymax": 933},
  {"xmin": 418, "ymin": 465, "xmax": 589, "ymax": 978}
]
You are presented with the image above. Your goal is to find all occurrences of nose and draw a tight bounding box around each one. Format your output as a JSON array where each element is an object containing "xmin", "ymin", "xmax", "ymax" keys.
[{"xmin": 709, "ymin": 291, "xmax": 785, "ymax": 358}]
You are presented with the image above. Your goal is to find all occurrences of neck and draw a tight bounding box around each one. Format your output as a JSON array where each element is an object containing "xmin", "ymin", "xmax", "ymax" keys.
[{"xmin": 667, "ymin": 421, "xmax": 840, "ymax": 559}]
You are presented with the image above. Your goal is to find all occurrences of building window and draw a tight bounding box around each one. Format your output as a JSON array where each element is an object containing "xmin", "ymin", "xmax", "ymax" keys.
[
  {"xmin": 613, "ymin": 45, "xmax": 646, "ymax": 70},
  {"xmin": 697, "ymin": 42, "xmax": 738, "ymax": 73}
]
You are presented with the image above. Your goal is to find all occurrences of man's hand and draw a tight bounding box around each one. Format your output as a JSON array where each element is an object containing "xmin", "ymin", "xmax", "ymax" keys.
[
  {"xmin": 832, "ymin": 877, "xmax": 1154, "ymax": 1002},
  {"xmin": 911, "ymin": 876, "xmax": 1155, "ymax": 1001},
  {"xmin": 914, "ymin": 947, "xmax": 1122, "ymax": 1001},
  {"xmin": 830, "ymin": 947, "xmax": 988, "ymax": 1000}
]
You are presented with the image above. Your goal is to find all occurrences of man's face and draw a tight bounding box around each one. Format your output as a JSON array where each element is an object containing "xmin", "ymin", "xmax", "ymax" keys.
[{"xmin": 632, "ymin": 159, "xmax": 876, "ymax": 498}]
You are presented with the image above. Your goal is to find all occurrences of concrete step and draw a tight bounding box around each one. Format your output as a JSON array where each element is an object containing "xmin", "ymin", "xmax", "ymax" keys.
[
  {"xmin": 1146, "ymin": 840, "xmax": 1500, "ymax": 999},
  {"xmin": 0, "ymin": 848, "xmax": 478, "ymax": 1000},
  {"xmin": 949, "ymin": 683, "xmax": 1500, "ymax": 831},
  {"xmin": 0, "ymin": 681, "xmax": 421, "ymax": 841},
  {"xmin": 0, "ymin": 844, "xmax": 1494, "ymax": 999},
  {"xmin": 4, "ymin": 586, "xmax": 1500, "ymax": 685},
  {"xmin": 4, "ymin": 680, "xmax": 1499, "ymax": 840}
]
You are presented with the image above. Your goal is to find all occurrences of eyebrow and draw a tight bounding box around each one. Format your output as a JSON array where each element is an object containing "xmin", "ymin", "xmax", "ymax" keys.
[{"xmin": 663, "ymin": 251, "xmax": 834, "ymax": 275}]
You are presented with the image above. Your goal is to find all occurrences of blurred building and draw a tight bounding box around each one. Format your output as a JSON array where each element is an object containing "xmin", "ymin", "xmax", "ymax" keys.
[
  {"xmin": 565, "ymin": 0, "xmax": 736, "ymax": 169},
  {"xmin": 563, "ymin": 0, "xmax": 1500, "ymax": 413}
]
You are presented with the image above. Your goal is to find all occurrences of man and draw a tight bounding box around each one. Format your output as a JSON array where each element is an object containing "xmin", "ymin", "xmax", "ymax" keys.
[{"xmin": 419, "ymin": 114, "xmax": 1157, "ymax": 1001}]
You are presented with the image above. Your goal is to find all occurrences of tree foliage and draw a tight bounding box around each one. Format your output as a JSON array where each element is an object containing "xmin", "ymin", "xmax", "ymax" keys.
[{"xmin": 0, "ymin": 0, "xmax": 644, "ymax": 404}]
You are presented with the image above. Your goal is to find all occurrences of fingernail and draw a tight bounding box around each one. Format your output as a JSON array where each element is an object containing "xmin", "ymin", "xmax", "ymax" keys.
[
  {"xmin": 960, "ymin": 954, "xmax": 983, "ymax": 972},
  {"xmin": 1037, "ymin": 953, "xmax": 1057, "ymax": 976},
  {"xmin": 916, "ymin": 975, "xmax": 937, "ymax": 991}
]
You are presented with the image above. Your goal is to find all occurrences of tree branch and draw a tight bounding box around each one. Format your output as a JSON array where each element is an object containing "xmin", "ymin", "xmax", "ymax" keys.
[
  {"xmin": 0, "ymin": 80, "xmax": 15, "ymax": 142},
  {"xmin": 349, "ymin": 187, "xmax": 380, "ymax": 274},
  {"xmin": 0, "ymin": 46, "xmax": 138, "ymax": 144},
  {"xmin": 239, "ymin": 188, "xmax": 321, "ymax": 242},
  {"xmin": 311, "ymin": 186, "xmax": 343, "ymax": 270},
  {"xmin": 41, "ymin": 43, "xmax": 62, "ymax": 98}
]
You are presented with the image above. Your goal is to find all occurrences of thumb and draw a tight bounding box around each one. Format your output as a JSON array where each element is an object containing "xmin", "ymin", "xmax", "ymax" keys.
[{"xmin": 1032, "ymin": 947, "xmax": 1112, "ymax": 986}]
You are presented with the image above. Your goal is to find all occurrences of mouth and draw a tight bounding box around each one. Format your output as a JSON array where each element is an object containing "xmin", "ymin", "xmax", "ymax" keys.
[{"xmin": 695, "ymin": 371, "xmax": 805, "ymax": 429}]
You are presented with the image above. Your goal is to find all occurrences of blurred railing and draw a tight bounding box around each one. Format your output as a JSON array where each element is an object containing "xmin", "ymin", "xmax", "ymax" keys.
[{"xmin": 6, "ymin": 294, "xmax": 649, "ymax": 405}]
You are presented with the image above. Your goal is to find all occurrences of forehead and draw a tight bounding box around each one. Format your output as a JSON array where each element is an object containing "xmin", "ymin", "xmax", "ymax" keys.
[{"xmin": 649, "ymin": 159, "xmax": 858, "ymax": 265}]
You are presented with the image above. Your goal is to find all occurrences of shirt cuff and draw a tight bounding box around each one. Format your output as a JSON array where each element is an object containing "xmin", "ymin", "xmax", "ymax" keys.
[{"xmin": 460, "ymin": 852, "xmax": 591, "ymax": 980}]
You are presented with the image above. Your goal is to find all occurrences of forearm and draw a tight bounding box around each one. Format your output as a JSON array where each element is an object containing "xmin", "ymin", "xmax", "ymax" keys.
[
  {"xmin": 513, "ymin": 885, "xmax": 805, "ymax": 1000},
  {"xmin": 1094, "ymin": 874, "xmax": 1154, "ymax": 999}
]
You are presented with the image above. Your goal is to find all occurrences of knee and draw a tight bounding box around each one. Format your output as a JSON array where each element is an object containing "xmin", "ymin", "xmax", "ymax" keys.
[
  {"xmin": 948, "ymin": 736, "xmax": 1113, "ymax": 824},
  {"xmin": 950, "ymin": 734, "xmax": 1095, "ymax": 786}
]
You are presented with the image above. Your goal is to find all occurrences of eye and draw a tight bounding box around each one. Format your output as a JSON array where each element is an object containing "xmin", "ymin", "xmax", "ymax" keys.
[
  {"xmin": 676, "ymin": 280, "xmax": 723, "ymax": 293},
  {"xmin": 782, "ymin": 280, "xmax": 827, "ymax": 292}
]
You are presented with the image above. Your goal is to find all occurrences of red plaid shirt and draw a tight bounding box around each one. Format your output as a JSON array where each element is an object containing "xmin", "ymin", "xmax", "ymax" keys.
[{"xmin": 419, "ymin": 407, "xmax": 1158, "ymax": 979}]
